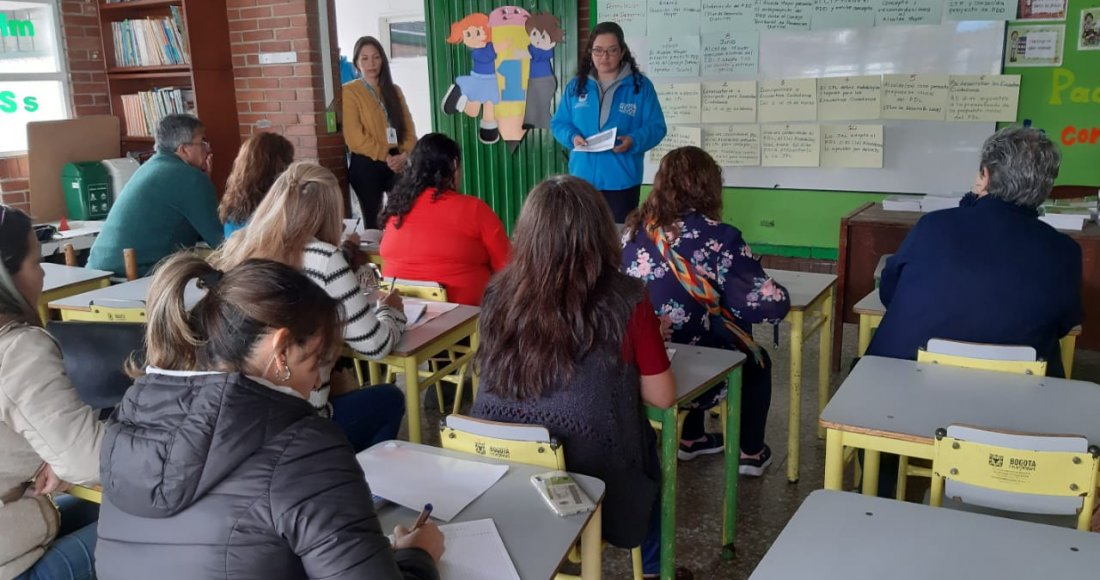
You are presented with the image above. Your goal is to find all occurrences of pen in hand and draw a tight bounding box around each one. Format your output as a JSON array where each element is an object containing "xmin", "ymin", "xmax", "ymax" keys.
[{"xmin": 411, "ymin": 503, "xmax": 433, "ymax": 532}]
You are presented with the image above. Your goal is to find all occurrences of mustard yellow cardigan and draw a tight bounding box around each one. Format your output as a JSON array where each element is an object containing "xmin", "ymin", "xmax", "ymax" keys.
[{"xmin": 342, "ymin": 79, "xmax": 417, "ymax": 161}]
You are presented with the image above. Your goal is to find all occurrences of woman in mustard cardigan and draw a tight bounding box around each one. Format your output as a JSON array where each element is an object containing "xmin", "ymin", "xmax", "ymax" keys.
[{"xmin": 343, "ymin": 36, "xmax": 417, "ymax": 229}]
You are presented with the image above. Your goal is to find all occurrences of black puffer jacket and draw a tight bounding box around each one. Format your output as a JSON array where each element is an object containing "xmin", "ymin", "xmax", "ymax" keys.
[{"xmin": 95, "ymin": 371, "xmax": 437, "ymax": 580}]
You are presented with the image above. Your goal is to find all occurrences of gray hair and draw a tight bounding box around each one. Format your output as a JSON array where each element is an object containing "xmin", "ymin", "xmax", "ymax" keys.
[
  {"xmin": 155, "ymin": 114, "xmax": 204, "ymax": 152},
  {"xmin": 980, "ymin": 127, "xmax": 1061, "ymax": 210}
]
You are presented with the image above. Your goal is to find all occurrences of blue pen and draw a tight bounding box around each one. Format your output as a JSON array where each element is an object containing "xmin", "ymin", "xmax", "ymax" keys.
[{"xmin": 411, "ymin": 503, "xmax": 433, "ymax": 531}]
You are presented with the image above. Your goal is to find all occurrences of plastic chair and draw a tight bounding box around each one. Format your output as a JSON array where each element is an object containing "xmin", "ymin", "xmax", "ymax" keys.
[
  {"xmin": 67, "ymin": 485, "xmax": 102, "ymax": 504},
  {"xmin": 931, "ymin": 424, "xmax": 1100, "ymax": 531},
  {"xmin": 894, "ymin": 340, "xmax": 1047, "ymax": 500},
  {"xmin": 441, "ymin": 415, "xmax": 643, "ymax": 580}
]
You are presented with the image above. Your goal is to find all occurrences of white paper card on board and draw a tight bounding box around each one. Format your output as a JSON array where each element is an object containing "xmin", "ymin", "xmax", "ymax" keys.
[
  {"xmin": 817, "ymin": 76, "xmax": 882, "ymax": 121},
  {"xmin": 435, "ymin": 519, "xmax": 521, "ymax": 580},
  {"xmin": 758, "ymin": 78, "xmax": 818, "ymax": 123},
  {"xmin": 761, "ymin": 124, "xmax": 820, "ymax": 167},
  {"xmin": 881, "ymin": 74, "xmax": 949, "ymax": 121},
  {"xmin": 598, "ymin": 0, "xmax": 647, "ymax": 36},
  {"xmin": 821, "ymin": 124, "xmax": 884, "ymax": 168},
  {"xmin": 947, "ymin": 75, "xmax": 1021, "ymax": 122},
  {"xmin": 654, "ymin": 82, "xmax": 702, "ymax": 124},
  {"xmin": 702, "ymin": 81, "xmax": 757, "ymax": 124},
  {"xmin": 703, "ymin": 125, "xmax": 761, "ymax": 167},
  {"xmin": 649, "ymin": 125, "xmax": 703, "ymax": 163},
  {"xmin": 357, "ymin": 442, "xmax": 508, "ymax": 522}
]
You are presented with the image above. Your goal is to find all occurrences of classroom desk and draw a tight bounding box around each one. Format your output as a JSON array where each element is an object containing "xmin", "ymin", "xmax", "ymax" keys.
[
  {"xmin": 39, "ymin": 221, "xmax": 104, "ymax": 258},
  {"xmin": 834, "ymin": 202, "xmax": 1100, "ymax": 369},
  {"xmin": 748, "ymin": 490, "xmax": 1100, "ymax": 579},
  {"xmin": 38, "ymin": 263, "xmax": 112, "ymax": 323},
  {"xmin": 819, "ymin": 356, "xmax": 1100, "ymax": 495},
  {"xmin": 370, "ymin": 441, "xmax": 606, "ymax": 580},
  {"xmin": 48, "ymin": 276, "xmax": 204, "ymax": 322},
  {"xmin": 646, "ymin": 345, "xmax": 745, "ymax": 578},
  {"xmin": 353, "ymin": 305, "xmax": 480, "ymax": 444},
  {"xmin": 853, "ymin": 288, "xmax": 1083, "ymax": 378},
  {"xmin": 767, "ymin": 269, "xmax": 837, "ymax": 482}
]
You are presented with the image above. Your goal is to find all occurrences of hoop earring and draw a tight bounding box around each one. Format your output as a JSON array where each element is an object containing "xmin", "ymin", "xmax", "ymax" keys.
[{"xmin": 277, "ymin": 359, "xmax": 292, "ymax": 383}]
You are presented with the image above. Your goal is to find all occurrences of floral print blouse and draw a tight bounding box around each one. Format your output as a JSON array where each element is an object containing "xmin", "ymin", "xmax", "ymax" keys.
[{"xmin": 621, "ymin": 213, "xmax": 791, "ymax": 351}]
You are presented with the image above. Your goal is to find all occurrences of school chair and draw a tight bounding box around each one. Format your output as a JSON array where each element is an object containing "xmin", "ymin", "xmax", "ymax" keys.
[
  {"xmin": 893, "ymin": 340, "xmax": 1046, "ymax": 501},
  {"xmin": 46, "ymin": 320, "xmax": 145, "ymax": 412},
  {"xmin": 931, "ymin": 424, "xmax": 1100, "ymax": 531},
  {"xmin": 441, "ymin": 415, "xmax": 642, "ymax": 580},
  {"xmin": 67, "ymin": 485, "xmax": 102, "ymax": 504},
  {"xmin": 63, "ymin": 243, "xmax": 77, "ymax": 267},
  {"xmin": 108, "ymin": 249, "xmax": 140, "ymax": 284}
]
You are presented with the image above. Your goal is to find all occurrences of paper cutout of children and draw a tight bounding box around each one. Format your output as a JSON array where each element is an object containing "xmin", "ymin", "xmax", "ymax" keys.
[
  {"xmin": 488, "ymin": 6, "xmax": 532, "ymax": 151},
  {"xmin": 442, "ymin": 13, "xmax": 502, "ymax": 144},
  {"xmin": 523, "ymin": 13, "xmax": 563, "ymax": 131}
]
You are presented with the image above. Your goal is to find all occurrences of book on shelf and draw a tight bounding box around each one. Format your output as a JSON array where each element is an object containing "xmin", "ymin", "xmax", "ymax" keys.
[
  {"xmin": 120, "ymin": 87, "xmax": 194, "ymax": 137},
  {"xmin": 110, "ymin": 9, "xmax": 190, "ymax": 68}
]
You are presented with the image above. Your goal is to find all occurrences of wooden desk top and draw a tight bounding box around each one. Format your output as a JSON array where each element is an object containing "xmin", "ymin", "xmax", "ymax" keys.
[
  {"xmin": 850, "ymin": 202, "xmax": 1100, "ymax": 240},
  {"xmin": 390, "ymin": 304, "xmax": 479, "ymax": 356},
  {"xmin": 768, "ymin": 269, "xmax": 837, "ymax": 311},
  {"xmin": 41, "ymin": 263, "xmax": 112, "ymax": 292},
  {"xmin": 820, "ymin": 356, "xmax": 1100, "ymax": 445},
  {"xmin": 370, "ymin": 441, "xmax": 605, "ymax": 580},
  {"xmin": 749, "ymin": 490, "xmax": 1100, "ymax": 579}
]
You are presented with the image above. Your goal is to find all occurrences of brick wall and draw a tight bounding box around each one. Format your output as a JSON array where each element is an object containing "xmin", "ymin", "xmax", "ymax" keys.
[
  {"xmin": 0, "ymin": 0, "xmax": 110, "ymax": 211},
  {"xmin": 578, "ymin": 0, "xmax": 590, "ymax": 59},
  {"xmin": 226, "ymin": 0, "xmax": 346, "ymax": 185}
]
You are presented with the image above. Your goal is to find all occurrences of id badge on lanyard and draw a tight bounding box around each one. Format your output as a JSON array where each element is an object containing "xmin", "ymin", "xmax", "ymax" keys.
[{"xmin": 386, "ymin": 127, "xmax": 398, "ymax": 145}]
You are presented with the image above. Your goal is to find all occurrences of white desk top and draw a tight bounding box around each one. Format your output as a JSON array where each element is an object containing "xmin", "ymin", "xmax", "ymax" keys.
[
  {"xmin": 39, "ymin": 221, "xmax": 104, "ymax": 257},
  {"xmin": 41, "ymin": 263, "xmax": 112, "ymax": 292},
  {"xmin": 767, "ymin": 269, "xmax": 836, "ymax": 310},
  {"xmin": 749, "ymin": 490, "xmax": 1100, "ymax": 579},
  {"xmin": 371, "ymin": 441, "xmax": 605, "ymax": 580},
  {"xmin": 391, "ymin": 304, "xmax": 479, "ymax": 356},
  {"xmin": 47, "ymin": 276, "xmax": 205, "ymax": 312},
  {"xmin": 667, "ymin": 344, "xmax": 745, "ymax": 404},
  {"xmin": 852, "ymin": 289, "xmax": 1080, "ymax": 336},
  {"xmin": 820, "ymin": 356, "xmax": 1100, "ymax": 444}
]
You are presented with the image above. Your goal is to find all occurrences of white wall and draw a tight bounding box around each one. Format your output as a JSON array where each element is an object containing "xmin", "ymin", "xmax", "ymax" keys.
[{"xmin": 334, "ymin": 0, "xmax": 431, "ymax": 138}]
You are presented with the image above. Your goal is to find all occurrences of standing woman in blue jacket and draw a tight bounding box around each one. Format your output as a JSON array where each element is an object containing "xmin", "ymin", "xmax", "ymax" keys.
[{"xmin": 551, "ymin": 21, "xmax": 667, "ymax": 223}]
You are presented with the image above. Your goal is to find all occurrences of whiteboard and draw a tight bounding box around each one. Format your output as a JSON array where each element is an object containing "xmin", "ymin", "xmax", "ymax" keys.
[{"xmin": 628, "ymin": 21, "xmax": 1006, "ymax": 195}]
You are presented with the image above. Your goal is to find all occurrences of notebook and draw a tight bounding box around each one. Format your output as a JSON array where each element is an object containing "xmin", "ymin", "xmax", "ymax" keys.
[{"xmin": 434, "ymin": 519, "xmax": 520, "ymax": 580}]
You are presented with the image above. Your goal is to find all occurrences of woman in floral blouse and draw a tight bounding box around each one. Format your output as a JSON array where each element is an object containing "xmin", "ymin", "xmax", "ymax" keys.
[{"xmin": 622, "ymin": 146, "xmax": 790, "ymax": 475}]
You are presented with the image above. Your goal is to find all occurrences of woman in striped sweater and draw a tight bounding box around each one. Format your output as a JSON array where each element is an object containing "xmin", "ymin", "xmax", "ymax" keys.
[{"xmin": 212, "ymin": 162, "xmax": 406, "ymax": 451}]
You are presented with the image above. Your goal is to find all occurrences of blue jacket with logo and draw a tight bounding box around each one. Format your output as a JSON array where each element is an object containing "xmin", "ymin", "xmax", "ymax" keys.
[{"xmin": 551, "ymin": 73, "xmax": 666, "ymax": 191}]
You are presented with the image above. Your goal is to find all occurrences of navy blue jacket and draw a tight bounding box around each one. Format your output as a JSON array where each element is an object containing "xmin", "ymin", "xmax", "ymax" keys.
[{"xmin": 867, "ymin": 196, "xmax": 1083, "ymax": 377}]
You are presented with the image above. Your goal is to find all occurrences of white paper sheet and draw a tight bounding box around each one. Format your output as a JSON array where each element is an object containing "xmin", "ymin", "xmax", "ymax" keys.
[
  {"xmin": 357, "ymin": 442, "xmax": 508, "ymax": 521},
  {"xmin": 573, "ymin": 127, "xmax": 617, "ymax": 152},
  {"xmin": 435, "ymin": 519, "xmax": 521, "ymax": 580}
]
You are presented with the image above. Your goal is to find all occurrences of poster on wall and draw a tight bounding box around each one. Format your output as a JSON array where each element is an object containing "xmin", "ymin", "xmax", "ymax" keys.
[
  {"xmin": 439, "ymin": 7, "xmax": 563, "ymax": 152},
  {"xmin": 1080, "ymin": 7, "xmax": 1100, "ymax": 50},
  {"xmin": 1004, "ymin": 23, "xmax": 1065, "ymax": 66},
  {"xmin": 1016, "ymin": 0, "xmax": 1068, "ymax": 21}
]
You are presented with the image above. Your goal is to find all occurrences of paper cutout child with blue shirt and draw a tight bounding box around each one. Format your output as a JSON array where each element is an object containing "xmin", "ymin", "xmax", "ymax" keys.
[{"xmin": 522, "ymin": 13, "xmax": 563, "ymax": 131}]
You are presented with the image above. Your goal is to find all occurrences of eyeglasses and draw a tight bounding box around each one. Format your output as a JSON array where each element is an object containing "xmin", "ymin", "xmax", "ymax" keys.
[
  {"xmin": 590, "ymin": 46, "xmax": 622, "ymax": 57},
  {"xmin": 187, "ymin": 139, "xmax": 211, "ymax": 150}
]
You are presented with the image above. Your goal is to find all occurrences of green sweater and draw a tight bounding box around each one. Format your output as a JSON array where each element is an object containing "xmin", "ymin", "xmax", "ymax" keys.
[{"xmin": 88, "ymin": 151, "xmax": 224, "ymax": 277}]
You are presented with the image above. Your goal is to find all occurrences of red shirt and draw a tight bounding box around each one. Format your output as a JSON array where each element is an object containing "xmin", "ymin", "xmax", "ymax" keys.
[
  {"xmin": 380, "ymin": 189, "xmax": 511, "ymax": 306},
  {"xmin": 622, "ymin": 296, "xmax": 671, "ymax": 376}
]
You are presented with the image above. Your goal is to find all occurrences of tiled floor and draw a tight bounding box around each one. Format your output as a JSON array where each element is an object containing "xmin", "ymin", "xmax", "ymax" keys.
[{"xmin": 412, "ymin": 322, "xmax": 1100, "ymax": 579}]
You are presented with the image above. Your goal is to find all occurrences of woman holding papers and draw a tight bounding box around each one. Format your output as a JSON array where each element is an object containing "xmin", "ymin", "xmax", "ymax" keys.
[
  {"xmin": 211, "ymin": 162, "xmax": 407, "ymax": 452},
  {"xmin": 380, "ymin": 133, "xmax": 511, "ymax": 306},
  {"xmin": 622, "ymin": 147, "xmax": 790, "ymax": 476},
  {"xmin": 551, "ymin": 21, "xmax": 667, "ymax": 223},
  {"xmin": 472, "ymin": 176, "xmax": 681, "ymax": 579},
  {"xmin": 96, "ymin": 254, "xmax": 444, "ymax": 580}
]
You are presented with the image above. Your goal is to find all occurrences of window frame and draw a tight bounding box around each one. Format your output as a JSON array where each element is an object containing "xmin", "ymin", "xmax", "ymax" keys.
[
  {"xmin": 378, "ymin": 14, "xmax": 427, "ymax": 61},
  {"xmin": 0, "ymin": 0, "xmax": 72, "ymax": 156}
]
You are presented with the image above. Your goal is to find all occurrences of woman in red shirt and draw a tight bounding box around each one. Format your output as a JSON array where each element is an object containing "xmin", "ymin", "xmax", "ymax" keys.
[{"xmin": 379, "ymin": 133, "xmax": 510, "ymax": 305}]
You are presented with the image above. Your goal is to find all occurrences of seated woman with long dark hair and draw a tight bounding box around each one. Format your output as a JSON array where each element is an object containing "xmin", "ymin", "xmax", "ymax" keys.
[
  {"xmin": 379, "ymin": 133, "xmax": 510, "ymax": 306},
  {"xmin": 472, "ymin": 175, "xmax": 677, "ymax": 579},
  {"xmin": 218, "ymin": 132, "xmax": 295, "ymax": 237}
]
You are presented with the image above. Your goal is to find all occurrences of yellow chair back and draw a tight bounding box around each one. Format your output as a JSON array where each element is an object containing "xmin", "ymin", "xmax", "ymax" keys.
[
  {"xmin": 917, "ymin": 340, "xmax": 1047, "ymax": 376},
  {"xmin": 68, "ymin": 485, "xmax": 102, "ymax": 504},
  {"xmin": 917, "ymin": 350, "xmax": 1047, "ymax": 375},
  {"xmin": 90, "ymin": 304, "xmax": 147, "ymax": 323},
  {"xmin": 931, "ymin": 426, "xmax": 1100, "ymax": 531},
  {"xmin": 440, "ymin": 415, "xmax": 565, "ymax": 470}
]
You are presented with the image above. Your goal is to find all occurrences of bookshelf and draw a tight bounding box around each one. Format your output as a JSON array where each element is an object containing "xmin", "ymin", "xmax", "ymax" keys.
[{"xmin": 98, "ymin": 0, "xmax": 239, "ymax": 195}]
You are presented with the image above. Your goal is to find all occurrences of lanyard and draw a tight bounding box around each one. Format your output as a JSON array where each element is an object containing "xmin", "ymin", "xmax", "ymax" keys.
[{"xmin": 362, "ymin": 80, "xmax": 392, "ymax": 129}]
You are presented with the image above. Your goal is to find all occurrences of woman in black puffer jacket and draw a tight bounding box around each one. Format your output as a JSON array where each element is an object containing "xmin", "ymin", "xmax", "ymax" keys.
[{"xmin": 95, "ymin": 253, "xmax": 443, "ymax": 580}]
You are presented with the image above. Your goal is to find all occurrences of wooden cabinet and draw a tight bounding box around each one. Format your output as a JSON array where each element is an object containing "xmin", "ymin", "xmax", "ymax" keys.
[
  {"xmin": 833, "ymin": 203, "xmax": 1100, "ymax": 368},
  {"xmin": 97, "ymin": 0, "xmax": 239, "ymax": 194}
]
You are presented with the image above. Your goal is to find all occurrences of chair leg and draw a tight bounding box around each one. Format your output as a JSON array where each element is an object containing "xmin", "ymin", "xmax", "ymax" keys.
[
  {"xmin": 930, "ymin": 475, "xmax": 945, "ymax": 508},
  {"xmin": 896, "ymin": 457, "xmax": 909, "ymax": 501},
  {"xmin": 630, "ymin": 547, "xmax": 643, "ymax": 580}
]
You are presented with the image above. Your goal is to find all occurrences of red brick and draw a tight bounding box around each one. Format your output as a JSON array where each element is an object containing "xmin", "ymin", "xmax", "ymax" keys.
[
  {"xmin": 239, "ymin": 6, "xmax": 273, "ymax": 19},
  {"xmin": 241, "ymin": 30, "xmax": 275, "ymax": 42},
  {"xmin": 256, "ymin": 17, "xmax": 291, "ymax": 30}
]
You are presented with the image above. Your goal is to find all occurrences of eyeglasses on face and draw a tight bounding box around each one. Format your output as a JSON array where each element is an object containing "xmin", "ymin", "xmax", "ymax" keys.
[{"xmin": 590, "ymin": 46, "xmax": 622, "ymax": 57}]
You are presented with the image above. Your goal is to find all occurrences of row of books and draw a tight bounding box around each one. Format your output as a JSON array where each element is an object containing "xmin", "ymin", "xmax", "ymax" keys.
[
  {"xmin": 111, "ymin": 9, "xmax": 189, "ymax": 68},
  {"xmin": 1039, "ymin": 195, "xmax": 1099, "ymax": 231},
  {"xmin": 120, "ymin": 87, "xmax": 196, "ymax": 137}
]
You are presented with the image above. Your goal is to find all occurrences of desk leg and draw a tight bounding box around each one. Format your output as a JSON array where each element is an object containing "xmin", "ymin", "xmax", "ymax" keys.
[
  {"xmin": 403, "ymin": 357, "xmax": 422, "ymax": 444},
  {"xmin": 857, "ymin": 314, "xmax": 872, "ymax": 357},
  {"xmin": 659, "ymin": 406, "xmax": 678, "ymax": 580},
  {"xmin": 824, "ymin": 429, "xmax": 844, "ymax": 491},
  {"xmin": 861, "ymin": 450, "xmax": 880, "ymax": 496},
  {"xmin": 787, "ymin": 310, "xmax": 804, "ymax": 484},
  {"xmin": 721, "ymin": 366, "xmax": 742, "ymax": 561},
  {"xmin": 817, "ymin": 288, "xmax": 834, "ymax": 439},
  {"xmin": 1060, "ymin": 335, "xmax": 1076, "ymax": 379},
  {"xmin": 469, "ymin": 328, "xmax": 480, "ymax": 403},
  {"xmin": 580, "ymin": 504, "xmax": 602, "ymax": 580}
]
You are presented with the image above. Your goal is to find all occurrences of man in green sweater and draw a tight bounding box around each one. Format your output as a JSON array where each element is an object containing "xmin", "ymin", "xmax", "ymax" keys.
[{"xmin": 88, "ymin": 114, "xmax": 224, "ymax": 277}]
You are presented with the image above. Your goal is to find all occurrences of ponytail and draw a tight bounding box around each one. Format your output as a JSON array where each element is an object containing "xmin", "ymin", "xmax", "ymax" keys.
[{"xmin": 130, "ymin": 253, "xmax": 212, "ymax": 376}]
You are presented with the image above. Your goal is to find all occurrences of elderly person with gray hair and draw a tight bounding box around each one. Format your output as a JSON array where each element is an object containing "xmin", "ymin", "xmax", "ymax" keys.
[
  {"xmin": 867, "ymin": 126, "xmax": 1082, "ymax": 378},
  {"xmin": 88, "ymin": 114, "xmax": 223, "ymax": 277}
]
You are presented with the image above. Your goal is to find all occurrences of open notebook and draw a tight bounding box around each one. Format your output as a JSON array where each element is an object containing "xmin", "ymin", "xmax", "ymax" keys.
[{"xmin": 434, "ymin": 519, "xmax": 520, "ymax": 580}]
